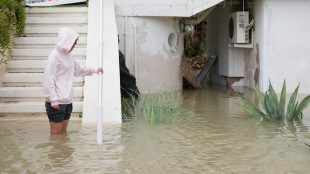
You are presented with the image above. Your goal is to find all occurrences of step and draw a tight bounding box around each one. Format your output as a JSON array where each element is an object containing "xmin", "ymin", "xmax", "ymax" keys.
[
  {"xmin": 0, "ymin": 101, "xmax": 83, "ymax": 113},
  {"xmin": 14, "ymin": 44, "xmax": 86, "ymax": 49},
  {"xmin": 25, "ymin": 7, "xmax": 88, "ymax": 14},
  {"xmin": 26, "ymin": 12, "xmax": 88, "ymax": 18},
  {"xmin": 26, "ymin": 13, "xmax": 88, "ymax": 17},
  {"xmin": 7, "ymin": 60, "xmax": 86, "ymax": 73},
  {"xmin": 23, "ymin": 26, "xmax": 88, "ymax": 34},
  {"xmin": 11, "ymin": 48, "xmax": 86, "ymax": 58},
  {"xmin": 3, "ymin": 73, "xmax": 83, "ymax": 87},
  {"xmin": 14, "ymin": 37, "xmax": 87, "ymax": 49},
  {"xmin": 0, "ymin": 87, "xmax": 83, "ymax": 102},
  {"xmin": 25, "ymin": 16, "xmax": 88, "ymax": 24},
  {"xmin": 12, "ymin": 55, "xmax": 86, "ymax": 60},
  {"xmin": 22, "ymin": 26, "xmax": 88, "ymax": 37},
  {"xmin": 25, "ymin": 9, "xmax": 88, "ymax": 17},
  {"xmin": 14, "ymin": 37, "xmax": 87, "ymax": 45}
]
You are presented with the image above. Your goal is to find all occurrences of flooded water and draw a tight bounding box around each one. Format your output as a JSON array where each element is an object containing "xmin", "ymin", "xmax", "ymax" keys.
[{"xmin": 2, "ymin": 85, "xmax": 310, "ymax": 173}]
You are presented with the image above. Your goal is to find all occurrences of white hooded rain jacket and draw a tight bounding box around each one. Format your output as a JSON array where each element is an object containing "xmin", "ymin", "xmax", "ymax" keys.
[{"xmin": 43, "ymin": 28, "xmax": 97, "ymax": 106}]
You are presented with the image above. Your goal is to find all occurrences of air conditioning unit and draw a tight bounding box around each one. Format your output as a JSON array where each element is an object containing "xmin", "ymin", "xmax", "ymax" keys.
[{"xmin": 228, "ymin": 11, "xmax": 249, "ymax": 43}]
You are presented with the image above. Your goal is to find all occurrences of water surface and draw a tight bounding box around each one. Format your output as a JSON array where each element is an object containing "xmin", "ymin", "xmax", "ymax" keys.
[{"xmin": 1, "ymin": 85, "xmax": 310, "ymax": 173}]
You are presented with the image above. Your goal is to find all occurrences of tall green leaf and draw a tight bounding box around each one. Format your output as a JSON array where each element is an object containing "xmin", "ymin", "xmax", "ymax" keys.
[
  {"xmin": 286, "ymin": 84, "xmax": 299, "ymax": 119},
  {"xmin": 295, "ymin": 95, "xmax": 310, "ymax": 117},
  {"xmin": 269, "ymin": 88, "xmax": 282, "ymax": 119},
  {"xmin": 254, "ymin": 86, "xmax": 264, "ymax": 104},
  {"xmin": 268, "ymin": 81, "xmax": 279, "ymax": 104},
  {"xmin": 235, "ymin": 103, "xmax": 265, "ymax": 118},
  {"xmin": 288, "ymin": 102, "xmax": 298, "ymax": 121},
  {"xmin": 279, "ymin": 80, "xmax": 286, "ymax": 118},
  {"xmin": 254, "ymin": 86, "xmax": 268, "ymax": 114},
  {"xmin": 263, "ymin": 92, "xmax": 272, "ymax": 118},
  {"xmin": 273, "ymin": 100, "xmax": 282, "ymax": 120},
  {"xmin": 266, "ymin": 93, "xmax": 275, "ymax": 118},
  {"xmin": 238, "ymin": 94, "xmax": 266, "ymax": 116}
]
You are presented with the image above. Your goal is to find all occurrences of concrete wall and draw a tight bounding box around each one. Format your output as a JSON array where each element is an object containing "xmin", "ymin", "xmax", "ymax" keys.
[
  {"xmin": 247, "ymin": 0, "xmax": 310, "ymax": 93},
  {"xmin": 116, "ymin": 16, "xmax": 183, "ymax": 94},
  {"xmin": 207, "ymin": 0, "xmax": 310, "ymax": 93},
  {"xmin": 83, "ymin": 0, "xmax": 121, "ymax": 124}
]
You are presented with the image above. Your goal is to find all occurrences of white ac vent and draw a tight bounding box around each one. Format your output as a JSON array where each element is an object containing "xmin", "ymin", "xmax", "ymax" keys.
[{"xmin": 228, "ymin": 11, "xmax": 249, "ymax": 44}]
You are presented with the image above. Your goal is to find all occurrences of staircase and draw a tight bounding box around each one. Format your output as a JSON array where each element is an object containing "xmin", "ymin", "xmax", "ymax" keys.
[{"xmin": 0, "ymin": 7, "xmax": 88, "ymax": 116}]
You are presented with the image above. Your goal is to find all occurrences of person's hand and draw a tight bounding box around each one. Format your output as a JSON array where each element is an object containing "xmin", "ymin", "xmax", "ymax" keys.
[
  {"xmin": 52, "ymin": 104, "xmax": 60, "ymax": 110},
  {"xmin": 97, "ymin": 68, "xmax": 104, "ymax": 74}
]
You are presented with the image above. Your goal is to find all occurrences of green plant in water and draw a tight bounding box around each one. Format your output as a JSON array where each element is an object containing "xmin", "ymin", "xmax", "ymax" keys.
[
  {"xmin": 0, "ymin": 0, "xmax": 25, "ymax": 64},
  {"xmin": 184, "ymin": 23, "xmax": 207, "ymax": 58},
  {"xmin": 236, "ymin": 80, "xmax": 310, "ymax": 121},
  {"xmin": 122, "ymin": 90, "xmax": 188, "ymax": 125}
]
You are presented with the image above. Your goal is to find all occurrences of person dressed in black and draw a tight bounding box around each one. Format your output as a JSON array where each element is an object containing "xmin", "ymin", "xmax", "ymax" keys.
[{"xmin": 119, "ymin": 51, "xmax": 140, "ymax": 99}]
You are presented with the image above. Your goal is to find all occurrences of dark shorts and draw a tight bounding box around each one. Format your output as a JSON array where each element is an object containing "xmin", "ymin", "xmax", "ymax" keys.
[{"xmin": 45, "ymin": 102, "xmax": 73, "ymax": 122}]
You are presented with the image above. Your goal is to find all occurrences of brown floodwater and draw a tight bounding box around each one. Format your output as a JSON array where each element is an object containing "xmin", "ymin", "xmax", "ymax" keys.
[{"xmin": 1, "ymin": 85, "xmax": 310, "ymax": 174}]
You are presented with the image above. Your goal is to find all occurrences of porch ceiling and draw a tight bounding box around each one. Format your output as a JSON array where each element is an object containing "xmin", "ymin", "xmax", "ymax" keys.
[{"xmin": 115, "ymin": 0, "xmax": 224, "ymax": 17}]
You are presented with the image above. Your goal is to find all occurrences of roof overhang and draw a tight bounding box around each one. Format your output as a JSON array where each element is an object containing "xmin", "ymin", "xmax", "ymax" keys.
[
  {"xmin": 26, "ymin": 0, "xmax": 86, "ymax": 7},
  {"xmin": 115, "ymin": 0, "xmax": 224, "ymax": 17}
]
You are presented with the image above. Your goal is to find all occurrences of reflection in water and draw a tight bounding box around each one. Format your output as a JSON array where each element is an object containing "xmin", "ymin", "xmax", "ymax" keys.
[
  {"xmin": 36, "ymin": 133, "xmax": 74, "ymax": 172},
  {"xmin": 1, "ymin": 85, "xmax": 310, "ymax": 173}
]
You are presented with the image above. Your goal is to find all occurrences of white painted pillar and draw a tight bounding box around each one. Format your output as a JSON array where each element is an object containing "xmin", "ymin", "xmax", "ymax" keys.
[{"xmin": 83, "ymin": 0, "xmax": 121, "ymax": 124}]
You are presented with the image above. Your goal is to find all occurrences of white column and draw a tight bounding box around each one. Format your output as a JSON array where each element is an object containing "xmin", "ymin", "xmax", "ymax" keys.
[{"xmin": 83, "ymin": 0, "xmax": 121, "ymax": 124}]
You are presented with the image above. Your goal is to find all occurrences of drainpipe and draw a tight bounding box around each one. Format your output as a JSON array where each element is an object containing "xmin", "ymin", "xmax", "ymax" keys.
[
  {"xmin": 124, "ymin": 16, "xmax": 128, "ymax": 65},
  {"xmin": 97, "ymin": 0, "xmax": 104, "ymax": 145},
  {"xmin": 133, "ymin": 24, "xmax": 137, "ymax": 80}
]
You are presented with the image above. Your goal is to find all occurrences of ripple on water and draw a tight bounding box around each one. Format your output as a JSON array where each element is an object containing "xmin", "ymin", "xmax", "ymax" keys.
[{"xmin": 1, "ymin": 86, "xmax": 310, "ymax": 173}]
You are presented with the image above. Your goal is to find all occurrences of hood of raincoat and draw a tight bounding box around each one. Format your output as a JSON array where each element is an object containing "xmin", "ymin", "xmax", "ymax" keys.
[{"xmin": 56, "ymin": 27, "xmax": 79, "ymax": 54}]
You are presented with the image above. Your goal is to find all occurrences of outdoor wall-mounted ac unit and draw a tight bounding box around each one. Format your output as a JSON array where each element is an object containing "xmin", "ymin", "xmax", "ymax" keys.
[{"xmin": 228, "ymin": 11, "xmax": 249, "ymax": 44}]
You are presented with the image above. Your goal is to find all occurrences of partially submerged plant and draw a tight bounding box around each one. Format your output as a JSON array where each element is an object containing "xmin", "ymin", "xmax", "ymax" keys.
[
  {"xmin": 122, "ymin": 90, "xmax": 187, "ymax": 125},
  {"xmin": 236, "ymin": 80, "xmax": 310, "ymax": 121}
]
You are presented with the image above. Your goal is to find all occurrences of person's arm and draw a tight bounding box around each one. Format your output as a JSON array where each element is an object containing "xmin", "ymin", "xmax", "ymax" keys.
[
  {"xmin": 43, "ymin": 56, "xmax": 59, "ymax": 107},
  {"xmin": 73, "ymin": 59, "xmax": 103, "ymax": 76}
]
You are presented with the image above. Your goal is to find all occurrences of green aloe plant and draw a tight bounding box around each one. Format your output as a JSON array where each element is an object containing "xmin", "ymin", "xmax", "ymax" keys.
[{"xmin": 236, "ymin": 80, "xmax": 310, "ymax": 121}]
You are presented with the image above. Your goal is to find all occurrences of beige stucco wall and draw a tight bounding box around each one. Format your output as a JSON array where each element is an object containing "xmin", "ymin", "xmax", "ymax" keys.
[{"xmin": 116, "ymin": 16, "xmax": 183, "ymax": 94}]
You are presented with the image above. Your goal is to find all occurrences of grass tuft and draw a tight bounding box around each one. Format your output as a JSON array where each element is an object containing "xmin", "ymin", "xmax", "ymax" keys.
[{"xmin": 122, "ymin": 90, "xmax": 190, "ymax": 125}]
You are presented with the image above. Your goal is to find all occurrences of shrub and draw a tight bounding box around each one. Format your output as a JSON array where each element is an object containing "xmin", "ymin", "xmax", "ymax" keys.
[
  {"xmin": 0, "ymin": 0, "xmax": 25, "ymax": 64},
  {"xmin": 236, "ymin": 80, "xmax": 310, "ymax": 121}
]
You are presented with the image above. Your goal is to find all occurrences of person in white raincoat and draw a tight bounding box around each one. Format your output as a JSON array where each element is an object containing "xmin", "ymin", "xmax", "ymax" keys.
[{"xmin": 43, "ymin": 28, "xmax": 103, "ymax": 134}]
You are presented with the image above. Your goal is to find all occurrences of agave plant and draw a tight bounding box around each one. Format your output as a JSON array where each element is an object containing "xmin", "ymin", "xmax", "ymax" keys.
[{"xmin": 236, "ymin": 80, "xmax": 310, "ymax": 121}]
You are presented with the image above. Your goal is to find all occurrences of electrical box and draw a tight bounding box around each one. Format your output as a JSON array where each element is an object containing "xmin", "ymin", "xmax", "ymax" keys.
[
  {"xmin": 228, "ymin": 11, "xmax": 249, "ymax": 43},
  {"xmin": 228, "ymin": 47, "xmax": 244, "ymax": 77}
]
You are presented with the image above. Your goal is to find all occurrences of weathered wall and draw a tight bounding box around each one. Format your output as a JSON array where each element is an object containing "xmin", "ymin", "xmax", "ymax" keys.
[
  {"xmin": 247, "ymin": 0, "xmax": 310, "ymax": 93},
  {"xmin": 207, "ymin": 0, "xmax": 310, "ymax": 93},
  {"xmin": 244, "ymin": 0, "xmax": 265, "ymax": 90},
  {"xmin": 116, "ymin": 16, "xmax": 183, "ymax": 94}
]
